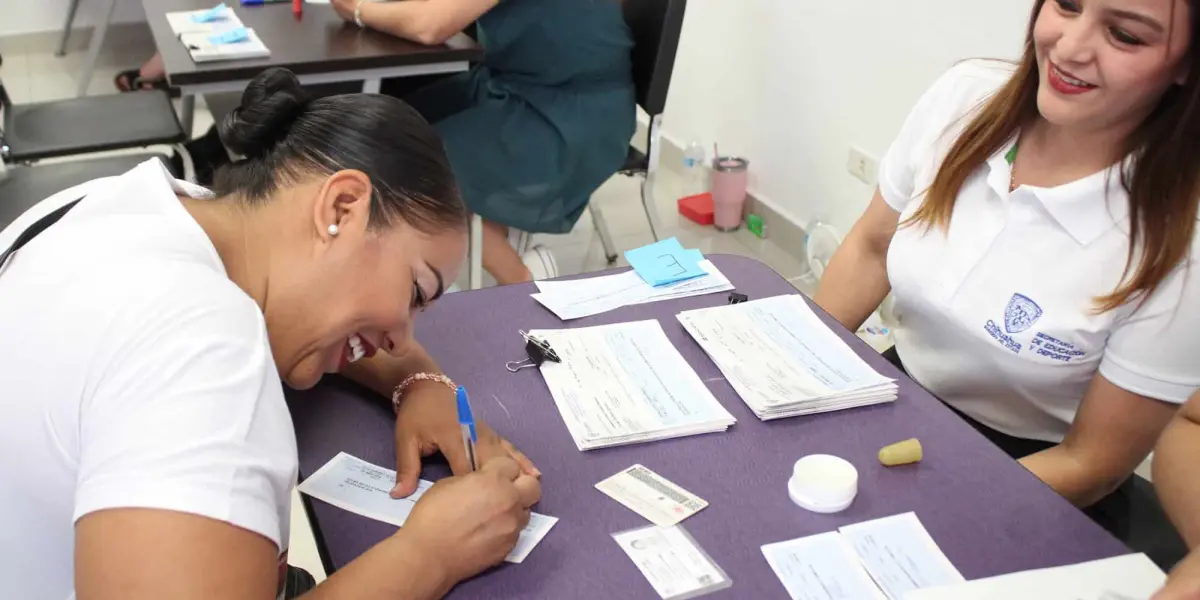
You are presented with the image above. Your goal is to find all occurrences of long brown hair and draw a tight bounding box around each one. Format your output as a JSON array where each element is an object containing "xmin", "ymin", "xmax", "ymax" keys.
[{"xmin": 905, "ymin": 0, "xmax": 1200, "ymax": 311}]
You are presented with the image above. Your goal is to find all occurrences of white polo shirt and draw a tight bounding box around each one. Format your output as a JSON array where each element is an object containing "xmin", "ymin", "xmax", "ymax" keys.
[
  {"xmin": 0, "ymin": 160, "xmax": 297, "ymax": 599},
  {"xmin": 880, "ymin": 60, "xmax": 1200, "ymax": 443}
]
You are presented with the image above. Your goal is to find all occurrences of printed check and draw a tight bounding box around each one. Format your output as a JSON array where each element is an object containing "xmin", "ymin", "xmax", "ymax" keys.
[{"xmin": 596, "ymin": 464, "xmax": 708, "ymax": 527}]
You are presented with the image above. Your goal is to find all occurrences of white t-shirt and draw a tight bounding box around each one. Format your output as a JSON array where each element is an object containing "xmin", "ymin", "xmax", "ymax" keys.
[
  {"xmin": 879, "ymin": 60, "xmax": 1200, "ymax": 443},
  {"xmin": 0, "ymin": 160, "xmax": 297, "ymax": 599}
]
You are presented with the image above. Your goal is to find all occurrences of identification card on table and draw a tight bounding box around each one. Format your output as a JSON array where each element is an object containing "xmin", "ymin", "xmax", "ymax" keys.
[
  {"xmin": 596, "ymin": 465, "xmax": 708, "ymax": 527},
  {"xmin": 613, "ymin": 524, "xmax": 731, "ymax": 600}
]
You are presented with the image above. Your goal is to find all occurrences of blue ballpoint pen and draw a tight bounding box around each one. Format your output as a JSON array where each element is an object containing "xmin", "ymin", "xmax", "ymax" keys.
[{"xmin": 456, "ymin": 386, "xmax": 479, "ymax": 472}]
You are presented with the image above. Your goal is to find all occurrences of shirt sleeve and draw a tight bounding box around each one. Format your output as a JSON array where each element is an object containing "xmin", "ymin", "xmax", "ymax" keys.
[
  {"xmin": 73, "ymin": 281, "xmax": 297, "ymax": 550},
  {"xmin": 1099, "ymin": 259, "xmax": 1200, "ymax": 403}
]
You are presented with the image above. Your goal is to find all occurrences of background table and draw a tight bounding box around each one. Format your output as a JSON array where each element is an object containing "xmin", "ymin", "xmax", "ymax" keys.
[
  {"xmin": 287, "ymin": 254, "xmax": 1129, "ymax": 599},
  {"xmin": 144, "ymin": 0, "xmax": 483, "ymax": 131}
]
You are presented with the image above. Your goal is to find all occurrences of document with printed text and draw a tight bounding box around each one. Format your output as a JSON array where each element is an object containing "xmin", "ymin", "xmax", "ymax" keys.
[
  {"xmin": 761, "ymin": 532, "xmax": 888, "ymax": 600},
  {"xmin": 904, "ymin": 553, "xmax": 1165, "ymax": 600},
  {"xmin": 613, "ymin": 524, "xmax": 732, "ymax": 600},
  {"xmin": 297, "ymin": 452, "xmax": 557, "ymax": 563},
  {"xmin": 531, "ymin": 260, "xmax": 734, "ymax": 320}
]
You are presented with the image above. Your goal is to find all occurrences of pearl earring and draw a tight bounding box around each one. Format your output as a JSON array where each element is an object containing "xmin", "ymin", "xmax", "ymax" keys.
[{"xmin": 327, "ymin": 224, "xmax": 339, "ymax": 236}]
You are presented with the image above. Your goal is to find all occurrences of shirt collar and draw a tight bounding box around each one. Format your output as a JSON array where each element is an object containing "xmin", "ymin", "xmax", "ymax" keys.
[{"xmin": 986, "ymin": 140, "xmax": 1131, "ymax": 246}]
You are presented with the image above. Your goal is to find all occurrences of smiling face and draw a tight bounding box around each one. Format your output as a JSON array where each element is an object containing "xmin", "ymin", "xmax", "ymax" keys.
[
  {"xmin": 265, "ymin": 170, "xmax": 467, "ymax": 390},
  {"xmin": 1033, "ymin": 0, "xmax": 1192, "ymax": 133}
]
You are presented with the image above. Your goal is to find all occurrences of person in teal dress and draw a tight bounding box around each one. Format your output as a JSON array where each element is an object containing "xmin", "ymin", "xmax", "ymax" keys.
[{"xmin": 332, "ymin": 0, "xmax": 637, "ymax": 284}]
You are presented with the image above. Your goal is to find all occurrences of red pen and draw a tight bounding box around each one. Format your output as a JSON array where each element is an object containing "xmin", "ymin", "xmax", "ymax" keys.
[{"xmin": 293, "ymin": 0, "xmax": 302, "ymax": 18}]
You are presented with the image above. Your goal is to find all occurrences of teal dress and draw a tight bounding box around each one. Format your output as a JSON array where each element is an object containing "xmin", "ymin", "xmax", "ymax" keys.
[{"xmin": 402, "ymin": 0, "xmax": 636, "ymax": 234}]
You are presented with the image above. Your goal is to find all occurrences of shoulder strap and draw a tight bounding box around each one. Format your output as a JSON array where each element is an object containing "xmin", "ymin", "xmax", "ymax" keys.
[{"xmin": 0, "ymin": 197, "xmax": 84, "ymax": 272}]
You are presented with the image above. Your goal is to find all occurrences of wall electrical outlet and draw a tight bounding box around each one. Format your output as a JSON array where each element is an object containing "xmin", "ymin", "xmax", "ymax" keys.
[{"xmin": 847, "ymin": 147, "xmax": 878, "ymax": 185}]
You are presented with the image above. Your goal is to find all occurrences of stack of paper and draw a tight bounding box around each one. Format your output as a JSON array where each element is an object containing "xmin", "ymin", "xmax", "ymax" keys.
[
  {"xmin": 531, "ymin": 320, "xmax": 736, "ymax": 450},
  {"xmin": 298, "ymin": 452, "xmax": 558, "ymax": 563},
  {"xmin": 678, "ymin": 294, "xmax": 897, "ymax": 420},
  {"xmin": 904, "ymin": 554, "xmax": 1166, "ymax": 600},
  {"xmin": 181, "ymin": 27, "xmax": 270, "ymax": 63},
  {"xmin": 531, "ymin": 259, "xmax": 734, "ymax": 320},
  {"xmin": 167, "ymin": 3, "xmax": 244, "ymax": 36},
  {"xmin": 625, "ymin": 237, "xmax": 706, "ymax": 287},
  {"xmin": 762, "ymin": 512, "xmax": 963, "ymax": 600}
]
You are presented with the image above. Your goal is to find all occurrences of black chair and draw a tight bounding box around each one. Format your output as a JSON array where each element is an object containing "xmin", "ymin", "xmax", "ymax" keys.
[
  {"xmin": 0, "ymin": 53, "xmax": 186, "ymax": 164},
  {"xmin": 591, "ymin": 0, "xmax": 688, "ymax": 265},
  {"xmin": 1, "ymin": 153, "xmax": 173, "ymax": 231}
]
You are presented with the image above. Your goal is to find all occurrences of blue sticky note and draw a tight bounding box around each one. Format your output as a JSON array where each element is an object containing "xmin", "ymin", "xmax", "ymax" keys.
[
  {"xmin": 209, "ymin": 27, "xmax": 250, "ymax": 45},
  {"xmin": 624, "ymin": 237, "xmax": 707, "ymax": 287},
  {"xmin": 191, "ymin": 3, "xmax": 229, "ymax": 22}
]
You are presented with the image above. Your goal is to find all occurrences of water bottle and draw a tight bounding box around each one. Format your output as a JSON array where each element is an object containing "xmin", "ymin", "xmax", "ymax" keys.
[{"xmin": 682, "ymin": 139, "xmax": 707, "ymax": 196}]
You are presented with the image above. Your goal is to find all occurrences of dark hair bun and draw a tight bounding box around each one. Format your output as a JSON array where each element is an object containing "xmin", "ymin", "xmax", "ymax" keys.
[{"xmin": 219, "ymin": 67, "xmax": 311, "ymax": 158}]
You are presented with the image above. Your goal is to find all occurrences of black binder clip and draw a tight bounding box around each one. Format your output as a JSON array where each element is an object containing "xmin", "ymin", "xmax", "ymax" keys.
[
  {"xmin": 506, "ymin": 330, "xmax": 562, "ymax": 372},
  {"xmin": 728, "ymin": 292, "xmax": 748, "ymax": 305}
]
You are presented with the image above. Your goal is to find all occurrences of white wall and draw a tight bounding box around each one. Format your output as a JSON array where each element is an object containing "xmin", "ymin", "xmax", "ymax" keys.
[
  {"xmin": 661, "ymin": 0, "xmax": 1034, "ymax": 235},
  {"xmin": 1, "ymin": 0, "xmax": 147, "ymax": 38}
]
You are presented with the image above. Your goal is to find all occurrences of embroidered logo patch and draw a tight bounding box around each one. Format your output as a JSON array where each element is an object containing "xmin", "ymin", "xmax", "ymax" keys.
[{"xmin": 1004, "ymin": 293, "xmax": 1043, "ymax": 334}]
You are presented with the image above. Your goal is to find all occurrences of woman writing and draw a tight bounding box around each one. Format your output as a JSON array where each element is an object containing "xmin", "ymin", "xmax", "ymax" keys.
[
  {"xmin": 0, "ymin": 68, "xmax": 539, "ymax": 599},
  {"xmin": 815, "ymin": 0, "xmax": 1199, "ymax": 563}
]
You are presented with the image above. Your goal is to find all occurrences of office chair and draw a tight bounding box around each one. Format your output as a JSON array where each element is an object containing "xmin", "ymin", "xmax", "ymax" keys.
[{"xmin": 465, "ymin": 0, "xmax": 688, "ymax": 288}]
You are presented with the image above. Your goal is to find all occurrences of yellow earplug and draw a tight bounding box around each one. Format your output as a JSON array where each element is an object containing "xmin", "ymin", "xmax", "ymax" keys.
[{"xmin": 879, "ymin": 438, "xmax": 923, "ymax": 466}]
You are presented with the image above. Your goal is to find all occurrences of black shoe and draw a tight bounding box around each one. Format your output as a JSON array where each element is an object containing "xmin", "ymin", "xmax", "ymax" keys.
[{"xmin": 283, "ymin": 565, "xmax": 317, "ymax": 599}]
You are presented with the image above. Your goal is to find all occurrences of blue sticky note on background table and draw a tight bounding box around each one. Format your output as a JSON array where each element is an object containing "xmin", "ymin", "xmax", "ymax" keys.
[
  {"xmin": 209, "ymin": 27, "xmax": 250, "ymax": 45},
  {"xmin": 624, "ymin": 237, "xmax": 707, "ymax": 287},
  {"xmin": 192, "ymin": 3, "xmax": 229, "ymax": 22}
]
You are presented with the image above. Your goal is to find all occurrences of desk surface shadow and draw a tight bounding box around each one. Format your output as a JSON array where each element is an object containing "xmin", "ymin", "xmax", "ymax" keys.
[
  {"xmin": 286, "ymin": 254, "xmax": 1129, "ymax": 599},
  {"xmin": 145, "ymin": 0, "xmax": 482, "ymax": 87}
]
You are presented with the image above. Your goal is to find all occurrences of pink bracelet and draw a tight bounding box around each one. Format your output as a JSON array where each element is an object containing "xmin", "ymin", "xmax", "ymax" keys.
[{"xmin": 391, "ymin": 372, "xmax": 456, "ymax": 414}]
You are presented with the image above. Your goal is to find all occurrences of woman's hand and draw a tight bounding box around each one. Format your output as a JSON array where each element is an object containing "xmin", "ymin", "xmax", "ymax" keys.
[
  {"xmin": 403, "ymin": 457, "xmax": 541, "ymax": 585},
  {"xmin": 391, "ymin": 381, "xmax": 540, "ymax": 498},
  {"xmin": 1153, "ymin": 550, "xmax": 1200, "ymax": 600},
  {"xmin": 330, "ymin": 0, "xmax": 357, "ymax": 23}
]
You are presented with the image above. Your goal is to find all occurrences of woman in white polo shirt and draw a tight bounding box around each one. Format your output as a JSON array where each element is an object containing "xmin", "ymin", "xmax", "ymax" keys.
[
  {"xmin": 0, "ymin": 68, "xmax": 540, "ymax": 599},
  {"xmin": 816, "ymin": 0, "xmax": 1199, "ymax": 563}
]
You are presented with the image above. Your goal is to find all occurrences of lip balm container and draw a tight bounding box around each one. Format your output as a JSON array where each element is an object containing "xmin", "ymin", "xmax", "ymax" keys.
[{"xmin": 788, "ymin": 454, "xmax": 859, "ymax": 514}]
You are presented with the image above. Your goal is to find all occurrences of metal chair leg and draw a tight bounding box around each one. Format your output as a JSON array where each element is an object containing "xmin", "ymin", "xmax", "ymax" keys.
[
  {"xmin": 640, "ymin": 172, "xmax": 661, "ymax": 242},
  {"xmin": 56, "ymin": 0, "xmax": 83, "ymax": 57},
  {"xmin": 469, "ymin": 214, "xmax": 484, "ymax": 290},
  {"xmin": 589, "ymin": 204, "xmax": 619, "ymax": 266},
  {"xmin": 76, "ymin": 0, "xmax": 118, "ymax": 97}
]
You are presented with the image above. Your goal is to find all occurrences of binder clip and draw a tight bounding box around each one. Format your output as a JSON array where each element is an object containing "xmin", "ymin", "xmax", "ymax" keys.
[
  {"xmin": 506, "ymin": 330, "xmax": 562, "ymax": 372},
  {"xmin": 728, "ymin": 292, "xmax": 748, "ymax": 305}
]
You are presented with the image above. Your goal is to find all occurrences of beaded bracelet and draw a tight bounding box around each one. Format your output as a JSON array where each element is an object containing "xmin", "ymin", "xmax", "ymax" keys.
[{"xmin": 391, "ymin": 372, "xmax": 456, "ymax": 414}]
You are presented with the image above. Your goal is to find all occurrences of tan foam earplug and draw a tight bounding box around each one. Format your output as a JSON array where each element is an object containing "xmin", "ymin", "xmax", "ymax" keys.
[{"xmin": 879, "ymin": 438, "xmax": 923, "ymax": 466}]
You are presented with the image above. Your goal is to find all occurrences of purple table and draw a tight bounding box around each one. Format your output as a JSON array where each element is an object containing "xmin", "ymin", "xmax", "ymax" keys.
[{"xmin": 287, "ymin": 254, "xmax": 1128, "ymax": 598}]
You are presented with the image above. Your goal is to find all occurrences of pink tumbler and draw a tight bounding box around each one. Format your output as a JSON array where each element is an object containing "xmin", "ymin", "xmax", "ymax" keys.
[{"xmin": 711, "ymin": 157, "xmax": 749, "ymax": 232}]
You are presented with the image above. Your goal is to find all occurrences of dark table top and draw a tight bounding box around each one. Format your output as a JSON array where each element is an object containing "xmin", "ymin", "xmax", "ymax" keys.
[
  {"xmin": 286, "ymin": 254, "xmax": 1129, "ymax": 599},
  {"xmin": 144, "ymin": 0, "xmax": 482, "ymax": 87}
]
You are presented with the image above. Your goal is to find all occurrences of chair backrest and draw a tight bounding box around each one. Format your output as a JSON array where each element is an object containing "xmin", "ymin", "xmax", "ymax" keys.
[{"xmin": 623, "ymin": 0, "xmax": 686, "ymax": 117}]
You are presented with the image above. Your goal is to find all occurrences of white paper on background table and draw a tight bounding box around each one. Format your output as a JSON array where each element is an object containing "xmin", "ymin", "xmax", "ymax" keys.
[
  {"xmin": 903, "ymin": 553, "xmax": 1166, "ymax": 600},
  {"xmin": 612, "ymin": 524, "xmax": 732, "ymax": 600},
  {"xmin": 530, "ymin": 321, "xmax": 736, "ymax": 450},
  {"xmin": 595, "ymin": 464, "xmax": 708, "ymax": 527},
  {"xmin": 677, "ymin": 294, "xmax": 897, "ymax": 420},
  {"xmin": 180, "ymin": 28, "xmax": 271, "ymax": 63},
  {"xmin": 297, "ymin": 452, "xmax": 557, "ymax": 563},
  {"xmin": 166, "ymin": 8, "xmax": 245, "ymax": 36},
  {"xmin": 837, "ymin": 513, "xmax": 964, "ymax": 600},
  {"xmin": 531, "ymin": 260, "xmax": 734, "ymax": 320},
  {"xmin": 761, "ymin": 532, "xmax": 888, "ymax": 600}
]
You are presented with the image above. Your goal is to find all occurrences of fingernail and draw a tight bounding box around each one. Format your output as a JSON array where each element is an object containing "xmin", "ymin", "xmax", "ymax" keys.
[
  {"xmin": 390, "ymin": 484, "xmax": 404, "ymax": 498},
  {"xmin": 532, "ymin": 467, "xmax": 542, "ymax": 477}
]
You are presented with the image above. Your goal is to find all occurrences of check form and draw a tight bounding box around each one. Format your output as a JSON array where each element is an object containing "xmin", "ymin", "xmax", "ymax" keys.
[
  {"xmin": 298, "ymin": 452, "xmax": 557, "ymax": 563},
  {"xmin": 904, "ymin": 554, "xmax": 1165, "ymax": 600},
  {"xmin": 761, "ymin": 532, "xmax": 887, "ymax": 600},
  {"xmin": 531, "ymin": 321, "xmax": 736, "ymax": 450}
]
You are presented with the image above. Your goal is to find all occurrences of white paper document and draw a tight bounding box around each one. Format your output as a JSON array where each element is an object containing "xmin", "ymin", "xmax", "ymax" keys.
[
  {"xmin": 678, "ymin": 294, "xmax": 898, "ymax": 420},
  {"xmin": 298, "ymin": 452, "xmax": 558, "ymax": 563},
  {"xmin": 532, "ymin": 260, "xmax": 734, "ymax": 320},
  {"xmin": 596, "ymin": 464, "xmax": 708, "ymax": 527},
  {"xmin": 761, "ymin": 532, "xmax": 888, "ymax": 600},
  {"xmin": 613, "ymin": 524, "xmax": 732, "ymax": 600},
  {"xmin": 165, "ymin": 9, "xmax": 245, "ymax": 36},
  {"xmin": 180, "ymin": 29, "xmax": 271, "ymax": 63},
  {"xmin": 904, "ymin": 554, "xmax": 1166, "ymax": 600},
  {"xmin": 531, "ymin": 321, "xmax": 736, "ymax": 450},
  {"xmin": 838, "ymin": 513, "xmax": 964, "ymax": 600}
]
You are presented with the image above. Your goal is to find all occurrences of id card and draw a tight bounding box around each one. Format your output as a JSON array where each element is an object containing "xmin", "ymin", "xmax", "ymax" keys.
[
  {"xmin": 612, "ymin": 524, "xmax": 731, "ymax": 600},
  {"xmin": 596, "ymin": 464, "xmax": 708, "ymax": 527}
]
